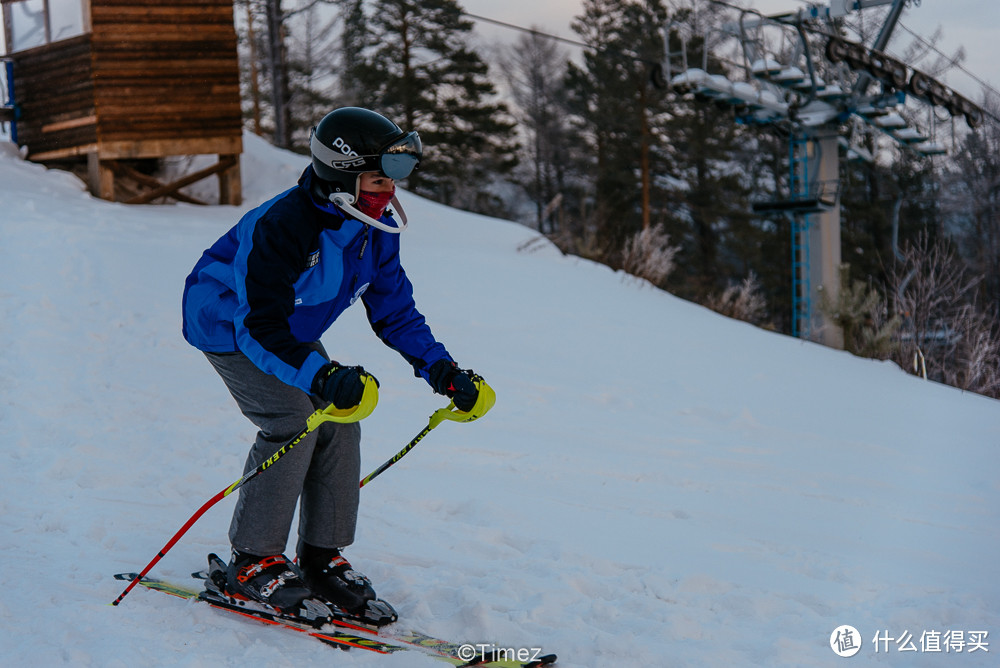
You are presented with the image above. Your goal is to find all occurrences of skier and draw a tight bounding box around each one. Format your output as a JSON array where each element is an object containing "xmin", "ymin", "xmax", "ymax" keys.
[{"xmin": 181, "ymin": 107, "xmax": 486, "ymax": 624}]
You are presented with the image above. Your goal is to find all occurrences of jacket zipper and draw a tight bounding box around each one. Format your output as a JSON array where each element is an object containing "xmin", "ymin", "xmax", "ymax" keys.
[
  {"xmin": 358, "ymin": 228, "xmax": 369, "ymax": 260},
  {"xmin": 349, "ymin": 227, "xmax": 370, "ymax": 299}
]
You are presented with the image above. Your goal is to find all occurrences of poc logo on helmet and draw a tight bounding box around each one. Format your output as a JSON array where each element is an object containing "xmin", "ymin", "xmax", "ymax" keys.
[{"xmin": 331, "ymin": 136, "xmax": 358, "ymax": 157}]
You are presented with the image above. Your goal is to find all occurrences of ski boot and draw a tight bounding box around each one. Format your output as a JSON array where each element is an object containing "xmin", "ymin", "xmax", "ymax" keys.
[
  {"xmin": 216, "ymin": 550, "xmax": 332, "ymax": 626},
  {"xmin": 297, "ymin": 541, "xmax": 398, "ymax": 626}
]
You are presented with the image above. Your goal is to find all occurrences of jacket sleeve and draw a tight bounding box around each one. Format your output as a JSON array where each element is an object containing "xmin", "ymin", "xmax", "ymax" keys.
[
  {"xmin": 232, "ymin": 211, "xmax": 328, "ymax": 393},
  {"xmin": 362, "ymin": 235, "xmax": 452, "ymax": 384}
]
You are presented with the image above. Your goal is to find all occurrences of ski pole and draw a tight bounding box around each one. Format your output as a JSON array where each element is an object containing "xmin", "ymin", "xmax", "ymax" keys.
[
  {"xmin": 111, "ymin": 376, "xmax": 379, "ymax": 607},
  {"xmin": 360, "ymin": 377, "xmax": 495, "ymax": 488}
]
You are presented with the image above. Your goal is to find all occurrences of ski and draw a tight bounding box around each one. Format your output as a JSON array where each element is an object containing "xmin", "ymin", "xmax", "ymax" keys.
[{"xmin": 112, "ymin": 570, "xmax": 557, "ymax": 667}]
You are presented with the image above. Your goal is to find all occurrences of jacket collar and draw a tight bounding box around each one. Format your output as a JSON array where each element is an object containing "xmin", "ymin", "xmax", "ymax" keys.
[{"xmin": 299, "ymin": 166, "xmax": 349, "ymax": 229}]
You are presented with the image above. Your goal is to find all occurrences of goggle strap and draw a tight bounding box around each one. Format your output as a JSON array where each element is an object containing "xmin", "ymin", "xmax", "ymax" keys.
[
  {"xmin": 311, "ymin": 129, "xmax": 421, "ymax": 180},
  {"xmin": 310, "ymin": 132, "xmax": 364, "ymax": 168}
]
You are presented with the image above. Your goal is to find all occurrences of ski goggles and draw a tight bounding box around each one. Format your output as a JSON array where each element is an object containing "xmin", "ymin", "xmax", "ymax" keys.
[{"xmin": 311, "ymin": 130, "xmax": 422, "ymax": 180}]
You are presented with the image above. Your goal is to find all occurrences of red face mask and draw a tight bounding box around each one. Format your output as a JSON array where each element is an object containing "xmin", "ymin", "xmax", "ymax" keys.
[{"xmin": 356, "ymin": 188, "xmax": 395, "ymax": 220}]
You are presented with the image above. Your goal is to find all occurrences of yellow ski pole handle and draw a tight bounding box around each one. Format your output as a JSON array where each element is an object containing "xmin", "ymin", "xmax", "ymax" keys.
[
  {"xmin": 112, "ymin": 375, "xmax": 379, "ymax": 607},
  {"xmin": 309, "ymin": 374, "xmax": 380, "ymax": 427},
  {"xmin": 429, "ymin": 376, "xmax": 496, "ymax": 427},
  {"xmin": 360, "ymin": 378, "xmax": 495, "ymax": 488}
]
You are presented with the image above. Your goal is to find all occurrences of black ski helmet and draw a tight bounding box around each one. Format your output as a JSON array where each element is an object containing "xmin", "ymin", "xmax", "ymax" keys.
[{"xmin": 309, "ymin": 107, "xmax": 422, "ymax": 196}]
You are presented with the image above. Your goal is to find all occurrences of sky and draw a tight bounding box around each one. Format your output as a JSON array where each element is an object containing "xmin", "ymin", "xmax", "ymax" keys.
[
  {"xmin": 2, "ymin": 126, "xmax": 999, "ymax": 666},
  {"xmin": 1, "ymin": 1, "xmax": 995, "ymax": 104},
  {"xmin": 460, "ymin": 0, "xmax": 1000, "ymax": 102}
]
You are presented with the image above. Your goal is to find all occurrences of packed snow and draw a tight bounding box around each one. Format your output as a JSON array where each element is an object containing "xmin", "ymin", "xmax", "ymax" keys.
[{"xmin": 1, "ymin": 133, "xmax": 997, "ymax": 667}]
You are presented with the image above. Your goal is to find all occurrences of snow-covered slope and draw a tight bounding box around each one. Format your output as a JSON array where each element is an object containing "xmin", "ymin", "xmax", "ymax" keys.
[{"xmin": 1, "ymin": 134, "xmax": 997, "ymax": 666}]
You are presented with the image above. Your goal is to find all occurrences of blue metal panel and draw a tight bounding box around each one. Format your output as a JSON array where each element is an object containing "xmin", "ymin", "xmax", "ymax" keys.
[
  {"xmin": 790, "ymin": 135, "xmax": 811, "ymax": 339},
  {"xmin": 2, "ymin": 59, "xmax": 16, "ymax": 144}
]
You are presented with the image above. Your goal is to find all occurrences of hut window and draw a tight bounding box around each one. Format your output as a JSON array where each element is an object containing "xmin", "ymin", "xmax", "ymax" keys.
[{"xmin": 2, "ymin": 0, "xmax": 86, "ymax": 54}]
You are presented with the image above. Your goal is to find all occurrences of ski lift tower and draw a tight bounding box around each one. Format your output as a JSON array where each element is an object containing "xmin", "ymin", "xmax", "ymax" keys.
[
  {"xmin": 742, "ymin": 0, "xmax": 907, "ymax": 348},
  {"xmin": 751, "ymin": 0, "xmax": 909, "ymax": 347},
  {"xmin": 671, "ymin": 0, "xmax": 983, "ymax": 347}
]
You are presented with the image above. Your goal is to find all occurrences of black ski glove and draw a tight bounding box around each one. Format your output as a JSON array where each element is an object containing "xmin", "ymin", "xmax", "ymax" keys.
[
  {"xmin": 313, "ymin": 362, "xmax": 378, "ymax": 409},
  {"xmin": 428, "ymin": 359, "xmax": 480, "ymax": 412}
]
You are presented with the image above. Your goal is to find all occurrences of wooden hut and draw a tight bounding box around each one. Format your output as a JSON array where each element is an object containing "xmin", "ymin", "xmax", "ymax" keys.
[{"xmin": 1, "ymin": 0, "xmax": 243, "ymax": 205}]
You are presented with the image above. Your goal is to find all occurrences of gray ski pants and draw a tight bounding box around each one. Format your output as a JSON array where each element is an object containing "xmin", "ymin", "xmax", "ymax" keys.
[{"xmin": 206, "ymin": 344, "xmax": 360, "ymax": 556}]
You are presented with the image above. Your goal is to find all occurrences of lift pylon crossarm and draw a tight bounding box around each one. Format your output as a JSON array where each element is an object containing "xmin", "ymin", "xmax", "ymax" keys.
[{"xmin": 718, "ymin": 0, "xmax": 897, "ymax": 33}]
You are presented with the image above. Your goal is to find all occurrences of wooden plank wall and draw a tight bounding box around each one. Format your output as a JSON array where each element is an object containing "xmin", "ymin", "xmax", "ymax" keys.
[
  {"xmin": 10, "ymin": 0, "xmax": 242, "ymax": 161},
  {"xmin": 90, "ymin": 0, "xmax": 242, "ymax": 158},
  {"xmin": 11, "ymin": 35, "xmax": 98, "ymax": 157}
]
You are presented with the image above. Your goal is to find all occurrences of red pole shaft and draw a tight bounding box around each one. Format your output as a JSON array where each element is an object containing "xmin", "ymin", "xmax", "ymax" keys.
[
  {"xmin": 112, "ymin": 416, "xmax": 315, "ymax": 606},
  {"xmin": 111, "ymin": 486, "xmax": 229, "ymax": 606}
]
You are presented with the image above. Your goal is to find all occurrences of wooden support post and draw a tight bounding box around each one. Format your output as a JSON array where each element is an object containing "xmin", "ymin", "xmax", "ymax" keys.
[
  {"xmin": 217, "ymin": 154, "xmax": 242, "ymax": 206},
  {"xmin": 87, "ymin": 152, "xmax": 115, "ymax": 200}
]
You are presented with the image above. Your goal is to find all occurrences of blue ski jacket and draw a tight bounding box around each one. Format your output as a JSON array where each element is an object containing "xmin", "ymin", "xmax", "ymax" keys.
[{"xmin": 182, "ymin": 167, "xmax": 452, "ymax": 394}]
